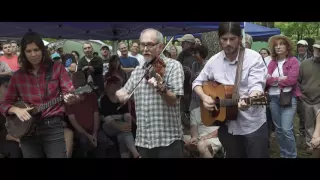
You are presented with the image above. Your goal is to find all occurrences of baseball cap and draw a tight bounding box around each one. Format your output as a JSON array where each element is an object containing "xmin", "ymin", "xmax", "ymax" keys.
[
  {"xmin": 177, "ymin": 34, "xmax": 195, "ymax": 43},
  {"xmin": 51, "ymin": 52, "xmax": 61, "ymax": 60},
  {"xmin": 313, "ymin": 40, "xmax": 320, "ymax": 49},
  {"xmin": 101, "ymin": 45, "xmax": 109, "ymax": 50},
  {"xmin": 297, "ymin": 40, "xmax": 308, "ymax": 46}
]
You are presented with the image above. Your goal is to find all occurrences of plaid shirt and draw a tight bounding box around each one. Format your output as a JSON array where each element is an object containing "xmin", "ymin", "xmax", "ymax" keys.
[
  {"xmin": 123, "ymin": 57, "xmax": 184, "ymax": 149},
  {"xmin": 0, "ymin": 61, "xmax": 11, "ymax": 73},
  {"xmin": 0, "ymin": 62, "xmax": 74, "ymax": 119}
]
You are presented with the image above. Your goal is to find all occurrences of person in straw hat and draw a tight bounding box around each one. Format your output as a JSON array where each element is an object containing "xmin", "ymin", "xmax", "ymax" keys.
[
  {"xmin": 298, "ymin": 40, "xmax": 320, "ymax": 156},
  {"xmin": 266, "ymin": 34, "xmax": 301, "ymax": 158}
]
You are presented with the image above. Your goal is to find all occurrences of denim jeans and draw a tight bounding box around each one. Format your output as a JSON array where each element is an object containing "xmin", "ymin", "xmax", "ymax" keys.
[
  {"xmin": 102, "ymin": 122, "xmax": 136, "ymax": 156},
  {"xmin": 73, "ymin": 128, "xmax": 112, "ymax": 158},
  {"xmin": 20, "ymin": 116, "xmax": 67, "ymax": 158},
  {"xmin": 269, "ymin": 95, "xmax": 297, "ymax": 158}
]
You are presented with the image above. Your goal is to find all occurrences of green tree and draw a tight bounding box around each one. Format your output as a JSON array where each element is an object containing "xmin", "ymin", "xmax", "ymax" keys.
[{"xmin": 275, "ymin": 22, "xmax": 320, "ymax": 41}]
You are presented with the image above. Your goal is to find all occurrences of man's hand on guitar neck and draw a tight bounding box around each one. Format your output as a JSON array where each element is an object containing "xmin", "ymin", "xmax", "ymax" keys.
[
  {"xmin": 8, "ymin": 106, "xmax": 34, "ymax": 121},
  {"xmin": 238, "ymin": 90, "xmax": 263, "ymax": 111}
]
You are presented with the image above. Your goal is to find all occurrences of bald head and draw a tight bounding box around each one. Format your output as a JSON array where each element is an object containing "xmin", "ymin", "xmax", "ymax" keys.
[{"xmin": 140, "ymin": 28, "xmax": 164, "ymax": 44}]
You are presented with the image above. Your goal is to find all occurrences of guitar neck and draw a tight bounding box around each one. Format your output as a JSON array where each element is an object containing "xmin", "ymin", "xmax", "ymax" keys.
[
  {"xmin": 219, "ymin": 98, "xmax": 264, "ymax": 107},
  {"xmin": 36, "ymin": 96, "xmax": 64, "ymax": 113},
  {"xmin": 219, "ymin": 98, "xmax": 241, "ymax": 107}
]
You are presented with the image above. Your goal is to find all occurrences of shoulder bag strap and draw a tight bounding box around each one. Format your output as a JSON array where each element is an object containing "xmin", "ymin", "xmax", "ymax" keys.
[
  {"xmin": 232, "ymin": 46, "xmax": 245, "ymax": 100},
  {"xmin": 44, "ymin": 61, "xmax": 54, "ymax": 101},
  {"xmin": 261, "ymin": 56, "xmax": 268, "ymax": 67}
]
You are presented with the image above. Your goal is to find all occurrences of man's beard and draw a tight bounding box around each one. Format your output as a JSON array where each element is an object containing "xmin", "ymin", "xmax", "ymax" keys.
[
  {"xmin": 144, "ymin": 55, "xmax": 153, "ymax": 62},
  {"xmin": 314, "ymin": 52, "xmax": 320, "ymax": 62},
  {"xmin": 224, "ymin": 46, "xmax": 238, "ymax": 56}
]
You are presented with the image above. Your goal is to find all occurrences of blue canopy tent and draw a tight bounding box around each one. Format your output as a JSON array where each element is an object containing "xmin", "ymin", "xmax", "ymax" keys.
[
  {"xmin": 0, "ymin": 22, "xmax": 244, "ymax": 53},
  {"xmin": 0, "ymin": 22, "xmax": 244, "ymax": 40},
  {"xmin": 244, "ymin": 22, "xmax": 281, "ymax": 41},
  {"xmin": 169, "ymin": 22, "xmax": 280, "ymax": 42}
]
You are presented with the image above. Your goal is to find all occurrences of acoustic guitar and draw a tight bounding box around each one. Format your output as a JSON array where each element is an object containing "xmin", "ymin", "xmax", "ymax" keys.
[
  {"xmin": 200, "ymin": 81, "xmax": 268, "ymax": 126},
  {"xmin": 5, "ymin": 84, "xmax": 96, "ymax": 139}
]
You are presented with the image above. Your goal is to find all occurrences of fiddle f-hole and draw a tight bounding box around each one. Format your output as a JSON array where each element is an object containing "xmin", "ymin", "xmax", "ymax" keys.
[{"xmin": 211, "ymin": 97, "xmax": 220, "ymax": 118}]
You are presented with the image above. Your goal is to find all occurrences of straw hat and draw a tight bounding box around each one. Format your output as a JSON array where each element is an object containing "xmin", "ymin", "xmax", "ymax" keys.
[{"xmin": 268, "ymin": 34, "xmax": 293, "ymax": 49}]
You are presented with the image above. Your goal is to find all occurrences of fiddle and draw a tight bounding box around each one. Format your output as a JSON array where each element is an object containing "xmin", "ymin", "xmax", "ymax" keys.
[
  {"xmin": 117, "ymin": 37, "xmax": 174, "ymax": 110},
  {"xmin": 145, "ymin": 56, "xmax": 166, "ymax": 81}
]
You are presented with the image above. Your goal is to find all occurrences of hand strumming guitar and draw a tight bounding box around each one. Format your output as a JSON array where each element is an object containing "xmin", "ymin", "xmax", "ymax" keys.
[
  {"xmin": 201, "ymin": 94, "xmax": 217, "ymax": 111},
  {"xmin": 9, "ymin": 106, "xmax": 34, "ymax": 122}
]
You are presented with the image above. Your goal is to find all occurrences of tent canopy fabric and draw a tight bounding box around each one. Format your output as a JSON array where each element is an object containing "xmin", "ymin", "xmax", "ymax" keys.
[
  {"xmin": 244, "ymin": 22, "xmax": 281, "ymax": 41},
  {"xmin": 0, "ymin": 22, "xmax": 244, "ymax": 40},
  {"xmin": 170, "ymin": 22, "xmax": 280, "ymax": 41}
]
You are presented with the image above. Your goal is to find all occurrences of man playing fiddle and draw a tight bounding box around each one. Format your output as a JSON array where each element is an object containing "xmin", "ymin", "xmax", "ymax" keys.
[{"xmin": 116, "ymin": 28, "xmax": 185, "ymax": 158}]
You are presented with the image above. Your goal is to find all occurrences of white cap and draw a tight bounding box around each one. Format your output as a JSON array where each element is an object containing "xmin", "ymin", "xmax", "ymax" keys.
[{"xmin": 297, "ymin": 40, "xmax": 308, "ymax": 46}]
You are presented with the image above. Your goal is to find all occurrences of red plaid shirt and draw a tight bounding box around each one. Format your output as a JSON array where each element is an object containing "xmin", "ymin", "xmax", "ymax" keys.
[{"xmin": 0, "ymin": 62, "xmax": 74, "ymax": 119}]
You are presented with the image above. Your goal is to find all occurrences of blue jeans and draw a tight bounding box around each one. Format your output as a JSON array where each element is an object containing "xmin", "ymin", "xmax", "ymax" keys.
[
  {"xmin": 269, "ymin": 95, "xmax": 297, "ymax": 158},
  {"xmin": 20, "ymin": 116, "xmax": 67, "ymax": 158}
]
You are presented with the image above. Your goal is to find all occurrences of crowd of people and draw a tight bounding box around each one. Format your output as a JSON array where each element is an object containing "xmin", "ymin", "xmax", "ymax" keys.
[{"xmin": 0, "ymin": 22, "xmax": 320, "ymax": 158}]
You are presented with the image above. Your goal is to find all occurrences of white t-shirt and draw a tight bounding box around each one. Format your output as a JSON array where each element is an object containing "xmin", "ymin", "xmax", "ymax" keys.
[
  {"xmin": 129, "ymin": 52, "xmax": 145, "ymax": 65},
  {"xmin": 268, "ymin": 59, "xmax": 292, "ymax": 95},
  {"xmin": 264, "ymin": 56, "xmax": 272, "ymax": 67}
]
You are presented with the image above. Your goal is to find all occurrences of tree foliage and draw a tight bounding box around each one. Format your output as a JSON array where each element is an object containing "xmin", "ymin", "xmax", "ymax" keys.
[{"xmin": 274, "ymin": 22, "xmax": 320, "ymax": 42}]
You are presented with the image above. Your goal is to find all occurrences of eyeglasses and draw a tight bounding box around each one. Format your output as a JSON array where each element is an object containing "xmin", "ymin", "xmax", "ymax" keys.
[{"xmin": 140, "ymin": 42, "xmax": 159, "ymax": 50}]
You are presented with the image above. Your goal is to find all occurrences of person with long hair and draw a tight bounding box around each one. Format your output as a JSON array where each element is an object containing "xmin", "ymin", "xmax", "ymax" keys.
[
  {"xmin": 266, "ymin": 35, "xmax": 300, "ymax": 158},
  {"xmin": 101, "ymin": 76, "xmax": 140, "ymax": 158},
  {"xmin": 0, "ymin": 32, "xmax": 78, "ymax": 158},
  {"xmin": 104, "ymin": 55, "xmax": 127, "ymax": 84},
  {"xmin": 193, "ymin": 22, "xmax": 268, "ymax": 158}
]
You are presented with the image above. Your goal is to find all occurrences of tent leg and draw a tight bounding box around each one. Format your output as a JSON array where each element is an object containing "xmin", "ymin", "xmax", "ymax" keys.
[{"xmin": 112, "ymin": 41, "xmax": 118, "ymax": 55}]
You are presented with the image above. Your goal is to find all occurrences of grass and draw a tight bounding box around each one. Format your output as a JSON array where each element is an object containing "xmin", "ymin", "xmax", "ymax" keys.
[{"xmin": 269, "ymin": 114, "xmax": 313, "ymax": 158}]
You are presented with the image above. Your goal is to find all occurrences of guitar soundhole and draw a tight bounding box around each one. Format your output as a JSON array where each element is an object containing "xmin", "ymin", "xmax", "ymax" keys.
[{"xmin": 211, "ymin": 97, "xmax": 220, "ymax": 118}]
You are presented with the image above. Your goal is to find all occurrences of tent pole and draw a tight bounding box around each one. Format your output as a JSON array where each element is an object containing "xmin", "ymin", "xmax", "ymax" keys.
[{"xmin": 112, "ymin": 41, "xmax": 118, "ymax": 55}]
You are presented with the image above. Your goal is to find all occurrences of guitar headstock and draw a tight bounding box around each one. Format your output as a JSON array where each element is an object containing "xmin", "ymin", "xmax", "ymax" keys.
[
  {"xmin": 74, "ymin": 83, "xmax": 97, "ymax": 95},
  {"xmin": 248, "ymin": 95, "xmax": 269, "ymax": 106}
]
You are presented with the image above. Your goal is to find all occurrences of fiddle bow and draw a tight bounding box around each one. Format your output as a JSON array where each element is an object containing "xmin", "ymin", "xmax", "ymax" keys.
[{"xmin": 117, "ymin": 37, "xmax": 174, "ymax": 110}]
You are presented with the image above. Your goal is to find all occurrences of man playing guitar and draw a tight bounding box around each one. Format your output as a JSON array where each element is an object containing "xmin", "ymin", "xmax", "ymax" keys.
[
  {"xmin": 0, "ymin": 32, "xmax": 78, "ymax": 158},
  {"xmin": 192, "ymin": 22, "xmax": 269, "ymax": 158}
]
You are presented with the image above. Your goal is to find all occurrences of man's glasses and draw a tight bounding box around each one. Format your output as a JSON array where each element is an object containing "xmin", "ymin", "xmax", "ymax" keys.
[{"xmin": 140, "ymin": 42, "xmax": 159, "ymax": 50}]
